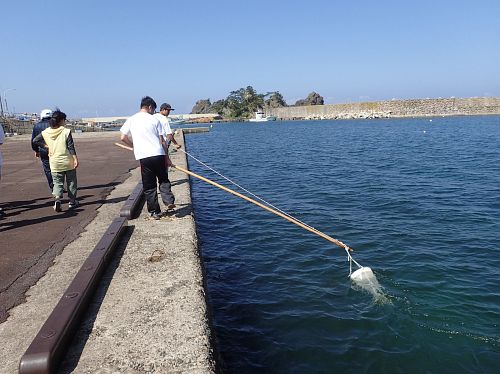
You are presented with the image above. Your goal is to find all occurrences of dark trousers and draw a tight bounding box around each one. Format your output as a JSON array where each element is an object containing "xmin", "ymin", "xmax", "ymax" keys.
[
  {"xmin": 41, "ymin": 157, "xmax": 53, "ymax": 190},
  {"xmin": 140, "ymin": 155, "xmax": 174, "ymax": 214}
]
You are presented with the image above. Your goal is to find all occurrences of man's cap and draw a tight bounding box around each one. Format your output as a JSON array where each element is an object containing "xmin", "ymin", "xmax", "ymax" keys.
[
  {"xmin": 40, "ymin": 109, "xmax": 53, "ymax": 119},
  {"xmin": 160, "ymin": 103, "xmax": 175, "ymax": 111}
]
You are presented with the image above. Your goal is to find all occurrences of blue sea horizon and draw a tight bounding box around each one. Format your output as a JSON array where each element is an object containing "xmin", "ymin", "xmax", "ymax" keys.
[{"xmin": 187, "ymin": 116, "xmax": 500, "ymax": 373}]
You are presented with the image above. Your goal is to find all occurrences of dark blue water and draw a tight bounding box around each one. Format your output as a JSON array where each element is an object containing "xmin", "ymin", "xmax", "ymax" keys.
[{"xmin": 186, "ymin": 117, "xmax": 500, "ymax": 373}]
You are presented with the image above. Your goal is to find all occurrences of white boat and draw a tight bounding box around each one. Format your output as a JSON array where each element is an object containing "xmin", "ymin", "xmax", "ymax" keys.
[
  {"xmin": 169, "ymin": 118, "xmax": 186, "ymax": 126},
  {"xmin": 249, "ymin": 110, "xmax": 277, "ymax": 122}
]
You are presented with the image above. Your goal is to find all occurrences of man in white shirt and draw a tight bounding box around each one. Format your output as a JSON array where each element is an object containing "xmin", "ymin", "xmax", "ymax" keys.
[
  {"xmin": 153, "ymin": 102, "xmax": 181, "ymax": 150},
  {"xmin": 120, "ymin": 96, "xmax": 175, "ymax": 219}
]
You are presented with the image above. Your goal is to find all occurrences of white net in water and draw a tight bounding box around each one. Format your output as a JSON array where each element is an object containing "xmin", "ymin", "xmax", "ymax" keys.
[{"xmin": 350, "ymin": 266, "xmax": 388, "ymax": 303}]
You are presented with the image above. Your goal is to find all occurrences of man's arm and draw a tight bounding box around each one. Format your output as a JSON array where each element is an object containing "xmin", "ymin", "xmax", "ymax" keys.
[
  {"xmin": 0, "ymin": 124, "xmax": 4, "ymax": 145},
  {"xmin": 32, "ymin": 133, "xmax": 47, "ymax": 150},
  {"xmin": 163, "ymin": 119, "xmax": 181, "ymax": 149},
  {"xmin": 31, "ymin": 124, "xmax": 39, "ymax": 153},
  {"xmin": 159, "ymin": 135, "xmax": 173, "ymax": 167},
  {"xmin": 67, "ymin": 132, "xmax": 78, "ymax": 168},
  {"xmin": 160, "ymin": 135, "xmax": 168, "ymax": 153},
  {"xmin": 120, "ymin": 133, "xmax": 133, "ymax": 147},
  {"xmin": 66, "ymin": 132, "xmax": 76, "ymax": 154},
  {"xmin": 167, "ymin": 133, "xmax": 181, "ymax": 149}
]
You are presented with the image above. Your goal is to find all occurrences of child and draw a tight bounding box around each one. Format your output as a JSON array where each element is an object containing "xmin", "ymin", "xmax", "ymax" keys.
[{"xmin": 32, "ymin": 109, "xmax": 79, "ymax": 212}]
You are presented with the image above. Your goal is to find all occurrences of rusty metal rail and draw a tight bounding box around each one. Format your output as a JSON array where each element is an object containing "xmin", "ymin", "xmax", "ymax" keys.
[
  {"xmin": 19, "ymin": 217, "xmax": 128, "ymax": 374},
  {"xmin": 119, "ymin": 182, "xmax": 144, "ymax": 219},
  {"xmin": 17, "ymin": 141, "xmax": 154, "ymax": 372}
]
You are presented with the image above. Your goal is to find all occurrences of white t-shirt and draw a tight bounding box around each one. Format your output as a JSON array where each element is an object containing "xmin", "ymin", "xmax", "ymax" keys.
[
  {"xmin": 153, "ymin": 113, "xmax": 173, "ymax": 137},
  {"xmin": 120, "ymin": 112, "xmax": 165, "ymax": 160}
]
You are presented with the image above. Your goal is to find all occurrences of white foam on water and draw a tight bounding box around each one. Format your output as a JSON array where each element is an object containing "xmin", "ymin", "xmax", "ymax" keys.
[{"xmin": 350, "ymin": 267, "xmax": 390, "ymax": 304}]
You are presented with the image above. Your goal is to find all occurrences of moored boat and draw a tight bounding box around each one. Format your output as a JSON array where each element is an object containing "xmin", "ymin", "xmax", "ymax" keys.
[{"xmin": 249, "ymin": 110, "xmax": 276, "ymax": 122}]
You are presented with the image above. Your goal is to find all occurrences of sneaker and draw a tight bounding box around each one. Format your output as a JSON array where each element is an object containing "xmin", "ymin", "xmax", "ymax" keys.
[
  {"xmin": 166, "ymin": 203, "xmax": 176, "ymax": 211},
  {"xmin": 68, "ymin": 200, "xmax": 80, "ymax": 209},
  {"xmin": 54, "ymin": 200, "xmax": 62, "ymax": 212},
  {"xmin": 150, "ymin": 211, "xmax": 162, "ymax": 220}
]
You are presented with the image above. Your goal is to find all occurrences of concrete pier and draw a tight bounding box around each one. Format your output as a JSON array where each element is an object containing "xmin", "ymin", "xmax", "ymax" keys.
[{"xmin": 0, "ymin": 132, "xmax": 217, "ymax": 373}]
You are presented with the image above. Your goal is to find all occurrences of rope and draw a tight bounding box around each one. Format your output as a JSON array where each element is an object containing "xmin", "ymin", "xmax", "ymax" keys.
[
  {"xmin": 178, "ymin": 148, "xmax": 321, "ymax": 234},
  {"xmin": 176, "ymin": 145, "xmax": 367, "ymax": 277},
  {"xmin": 345, "ymin": 246, "xmax": 363, "ymax": 277},
  {"xmin": 178, "ymin": 148, "xmax": 356, "ymax": 254}
]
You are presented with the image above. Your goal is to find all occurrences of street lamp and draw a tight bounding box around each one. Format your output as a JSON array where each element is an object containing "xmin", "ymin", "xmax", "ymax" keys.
[{"xmin": 2, "ymin": 88, "xmax": 16, "ymax": 116}]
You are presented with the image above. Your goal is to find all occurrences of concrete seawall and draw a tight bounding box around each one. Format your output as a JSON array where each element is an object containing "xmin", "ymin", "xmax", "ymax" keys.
[
  {"xmin": 0, "ymin": 132, "xmax": 217, "ymax": 373},
  {"xmin": 268, "ymin": 97, "xmax": 500, "ymax": 120}
]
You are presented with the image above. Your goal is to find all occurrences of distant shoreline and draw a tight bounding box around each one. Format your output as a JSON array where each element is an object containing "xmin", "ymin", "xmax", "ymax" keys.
[
  {"xmin": 267, "ymin": 97, "xmax": 500, "ymax": 120},
  {"xmin": 2, "ymin": 97, "xmax": 499, "ymax": 129}
]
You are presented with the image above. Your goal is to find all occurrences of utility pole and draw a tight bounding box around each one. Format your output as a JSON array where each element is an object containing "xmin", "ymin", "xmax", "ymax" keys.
[{"xmin": 2, "ymin": 88, "xmax": 16, "ymax": 116}]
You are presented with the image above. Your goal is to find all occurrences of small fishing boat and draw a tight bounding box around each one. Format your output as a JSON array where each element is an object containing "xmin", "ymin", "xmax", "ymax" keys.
[
  {"xmin": 249, "ymin": 110, "xmax": 276, "ymax": 122},
  {"xmin": 169, "ymin": 118, "xmax": 186, "ymax": 126}
]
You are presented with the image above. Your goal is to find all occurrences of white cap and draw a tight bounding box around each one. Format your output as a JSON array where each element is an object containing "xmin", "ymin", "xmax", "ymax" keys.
[{"xmin": 40, "ymin": 109, "xmax": 52, "ymax": 119}]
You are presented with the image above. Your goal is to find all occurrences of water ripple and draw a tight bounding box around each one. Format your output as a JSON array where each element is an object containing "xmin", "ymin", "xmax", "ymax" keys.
[{"xmin": 188, "ymin": 117, "xmax": 500, "ymax": 372}]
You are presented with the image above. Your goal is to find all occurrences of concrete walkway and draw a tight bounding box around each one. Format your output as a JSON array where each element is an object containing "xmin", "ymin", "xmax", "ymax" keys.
[
  {"xmin": 0, "ymin": 133, "xmax": 217, "ymax": 373},
  {"xmin": 0, "ymin": 132, "xmax": 138, "ymax": 323}
]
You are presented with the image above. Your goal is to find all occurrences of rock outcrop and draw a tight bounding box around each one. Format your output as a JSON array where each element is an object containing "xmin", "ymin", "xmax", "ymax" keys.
[
  {"xmin": 294, "ymin": 92, "xmax": 324, "ymax": 106},
  {"xmin": 265, "ymin": 92, "xmax": 287, "ymax": 108},
  {"xmin": 191, "ymin": 99, "xmax": 213, "ymax": 114}
]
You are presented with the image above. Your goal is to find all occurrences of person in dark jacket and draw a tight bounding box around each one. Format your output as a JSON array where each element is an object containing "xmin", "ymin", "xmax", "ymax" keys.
[
  {"xmin": 0, "ymin": 123, "xmax": 5, "ymax": 217},
  {"xmin": 31, "ymin": 109, "xmax": 53, "ymax": 190}
]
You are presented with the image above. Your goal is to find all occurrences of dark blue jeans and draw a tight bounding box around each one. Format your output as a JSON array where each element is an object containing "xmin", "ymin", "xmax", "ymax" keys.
[{"xmin": 41, "ymin": 157, "xmax": 53, "ymax": 190}]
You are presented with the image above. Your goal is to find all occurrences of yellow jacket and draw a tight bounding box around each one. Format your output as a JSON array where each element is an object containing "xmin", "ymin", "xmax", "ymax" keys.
[{"xmin": 42, "ymin": 127, "xmax": 75, "ymax": 172}]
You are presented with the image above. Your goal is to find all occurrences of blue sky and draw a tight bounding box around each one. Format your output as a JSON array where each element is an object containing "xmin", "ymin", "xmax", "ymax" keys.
[{"xmin": 2, "ymin": 0, "xmax": 499, "ymax": 117}]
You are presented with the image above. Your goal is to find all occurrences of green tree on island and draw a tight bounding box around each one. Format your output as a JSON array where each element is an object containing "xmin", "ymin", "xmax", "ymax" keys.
[
  {"xmin": 209, "ymin": 99, "xmax": 226, "ymax": 116},
  {"xmin": 191, "ymin": 87, "xmax": 293, "ymax": 118},
  {"xmin": 191, "ymin": 86, "xmax": 267, "ymax": 118},
  {"xmin": 226, "ymin": 86, "xmax": 266, "ymax": 118}
]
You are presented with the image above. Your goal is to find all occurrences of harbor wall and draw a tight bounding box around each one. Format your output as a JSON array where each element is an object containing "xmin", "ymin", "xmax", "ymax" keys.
[{"xmin": 267, "ymin": 97, "xmax": 500, "ymax": 120}]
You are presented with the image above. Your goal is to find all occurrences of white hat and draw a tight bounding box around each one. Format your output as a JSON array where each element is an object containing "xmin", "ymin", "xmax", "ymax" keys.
[{"xmin": 40, "ymin": 109, "xmax": 52, "ymax": 119}]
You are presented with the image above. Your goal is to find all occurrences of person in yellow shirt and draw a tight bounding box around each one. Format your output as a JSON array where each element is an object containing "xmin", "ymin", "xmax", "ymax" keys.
[{"xmin": 32, "ymin": 109, "xmax": 79, "ymax": 212}]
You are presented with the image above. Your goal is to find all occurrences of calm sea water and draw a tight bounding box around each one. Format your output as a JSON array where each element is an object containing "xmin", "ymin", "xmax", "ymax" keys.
[{"xmin": 185, "ymin": 116, "xmax": 500, "ymax": 373}]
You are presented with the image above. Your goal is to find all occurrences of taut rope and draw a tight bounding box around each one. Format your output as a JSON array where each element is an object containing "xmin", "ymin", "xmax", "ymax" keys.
[{"xmin": 114, "ymin": 141, "xmax": 366, "ymax": 272}]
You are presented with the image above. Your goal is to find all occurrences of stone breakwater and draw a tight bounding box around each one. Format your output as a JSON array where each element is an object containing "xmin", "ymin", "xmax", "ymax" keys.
[{"xmin": 267, "ymin": 97, "xmax": 500, "ymax": 120}]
